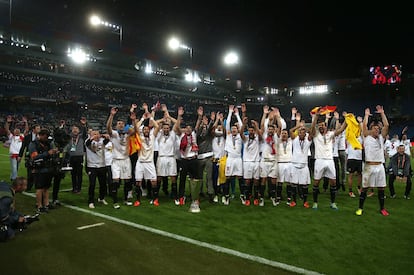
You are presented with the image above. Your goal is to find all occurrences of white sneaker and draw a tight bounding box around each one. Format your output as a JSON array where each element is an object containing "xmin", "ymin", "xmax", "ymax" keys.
[
  {"xmin": 271, "ymin": 197, "xmax": 279, "ymax": 206},
  {"xmin": 88, "ymin": 203, "xmax": 95, "ymax": 209},
  {"xmin": 174, "ymin": 199, "xmax": 180, "ymax": 206},
  {"xmin": 221, "ymin": 196, "xmax": 226, "ymax": 204},
  {"xmin": 98, "ymin": 198, "xmax": 108, "ymax": 205},
  {"xmin": 124, "ymin": 201, "xmax": 133, "ymax": 206},
  {"xmin": 240, "ymin": 194, "xmax": 246, "ymax": 205},
  {"xmin": 213, "ymin": 195, "xmax": 219, "ymax": 203},
  {"xmin": 113, "ymin": 203, "xmax": 121, "ymax": 209},
  {"xmin": 223, "ymin": 196, "xmax": 230, "ymax": 206},
  {"xmin": 259, "ymin": 198, "xmax": 265, "ymax": 207},
  {"xmin": 189, "ymin": 201, "xmax": 201, "ymax": 213}
]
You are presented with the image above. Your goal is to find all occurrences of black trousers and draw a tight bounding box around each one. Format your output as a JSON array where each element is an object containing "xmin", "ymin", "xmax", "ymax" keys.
[
  {"xmin": 70, "ymin": 156, "xmax": 84, "ymax": 192},
  {"xmin": 88, "ymin": 167, "xmax": 108, "ymax": 203}
]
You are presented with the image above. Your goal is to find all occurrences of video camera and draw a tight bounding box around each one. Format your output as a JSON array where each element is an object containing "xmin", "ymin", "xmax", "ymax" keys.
[{"xmin": 17, "ymin": 213, "xmax": 40, "ymax": 232}]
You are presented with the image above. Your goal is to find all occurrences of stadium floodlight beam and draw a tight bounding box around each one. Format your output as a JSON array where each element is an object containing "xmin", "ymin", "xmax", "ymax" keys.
[{"xmin": 89, "ymin": 14, "xmax": 123, "ymax": 49}]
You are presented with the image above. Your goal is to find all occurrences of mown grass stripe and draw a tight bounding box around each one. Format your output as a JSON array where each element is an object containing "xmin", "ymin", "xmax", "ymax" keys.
[{"xmin": 23, "ymin": 192, "xmax": 322, "ymax": 275}]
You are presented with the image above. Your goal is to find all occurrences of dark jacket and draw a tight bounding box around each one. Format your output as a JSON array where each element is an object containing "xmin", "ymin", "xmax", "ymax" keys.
[{"xmin": 389, "ymin": 152, "xmax": 411, "ymax": 177}]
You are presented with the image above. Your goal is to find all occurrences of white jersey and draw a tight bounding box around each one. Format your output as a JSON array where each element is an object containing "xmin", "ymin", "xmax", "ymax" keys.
[
  {"xmin": 389, "ymin": 138, "xmax": 400, "ymax": 157},
  {"xmin": 8, "ymin": 133, "xmax": 24, "ymax": 155},
  {"xmin": 179, "ymin": 132, "xmax": 198, "ymax": 159},
  {"xmin": 337, "ymin": 131, "xmax": 346, "ymax": 150},
  {"xmin": 364, "ymin": 135, "xmax": 385, "ymax": 163},
  {"xmin": 225, "ymin": 133, "xmax": 243, "ymax": 158},
  {"xmin": 157, "ymin": 131, "xmax": 176, "ymax": 157},
  {"xmin": 277, "ymin": 138, "xmax": 292, "ymax": 162},
  {"xmin": 261, "ymin": 132, "xmax": 277, "ymax": 161},
  {"xmin": 401, "ymin": 139, "xmax": 411, "ymax": 156},
  {"xmin": 291, "ymin": 135, "xmax": 312, "ymax": 164},
  {"xmin": 85, "ymin": 138, "xmax": 106, "ymax": 168},
  {"xmin": 313, "ymin": 131, "xmax": 335, "ymax": 160},
  {"xmin": 110, "ymin": 130, "xmax": 129, "ymax": 160},
  {"xmin": 384, "ymin": 139, "xmax": 392, "ymax": 157},
  {"xmin": 243, "ymin": 135, "xmax": 260, "ymax": 162},
  {"xmin": 346, "ymin": 137, "xmax": 363, "ymax": 160},
  {"xmin": 332, "ymin": 135, "xmax": 339, "ymax": 157},
  {"xmin": 139, "ymin": 131, "xmax": 155, "ymax": 163},
  {"xmin": 212, "ymin": 135, "xmax": 225, "ymax": 159},
  {"xmin": 104, "ymin": 140, "xmax": 113, "ymax": 166}
]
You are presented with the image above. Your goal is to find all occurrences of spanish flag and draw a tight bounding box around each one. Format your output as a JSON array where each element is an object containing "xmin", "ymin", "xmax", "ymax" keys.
[
  {"xmin": 129, "ymin": 132, "xmax": 142, "ymax": 155},
  {"xmin": 310, "ymin": 105, "xmax": 337, "ymax": 115},
  {"xmin": 344, "ymin": 113, "xmax": 362, "ymax": 150}
]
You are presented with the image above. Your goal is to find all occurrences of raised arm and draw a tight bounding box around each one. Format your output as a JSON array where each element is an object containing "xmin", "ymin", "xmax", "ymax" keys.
[
  {"xmin": 376, "ymin": 105, "xmax": 389, "ymax": 138},
  {"xmin": 5, "ymin": 116, "xmax": 12, "ymax": 136},
  {"xmin": 260, "ymin": 105, "xmax": 269, "ymax": 135},
  {"xmin": 240, "ymin": 116, "xmax": 248, "ymax": 141},
  {"xmin": 234, "ymin": 106, "xmax": 243, "ymax": 131},
  {"xmin": 289, "ymin": 112, "xmax": 302, "ymax": 139},
  {"xmin": 195, "ymin": 106, "xmax": 203, "ymax": 132},
  {"xmin": 106, "ymin": 107, "xmax": 117, "ymax": 136},
  {"xmin": 362, "ymin": 108, "xmax": 370, "ymax": 137},
  {"xmin": 334, "ymin": 111, "xmax": 348, "ymax": 136},
  {"xmin": 252, "ymin": 120, "xmax": 262, "ymax": 141},
  {"xmin": 174, "ymin": 107, "xmax": 184, "ymax": 135},
  {"xmin": 151, "ymin": 116, "xmax": 160, "ymax": 137},
  {"xmin": 310, "ymin": 112, "xmax": 319, "ymax": 137},
  {"xmin": 226, "ymin": 105, "xmax": 234, "ymax": 133},
  {"xmin": 22, "ymin": 116, "xmax": 29, "ymax": 135}
]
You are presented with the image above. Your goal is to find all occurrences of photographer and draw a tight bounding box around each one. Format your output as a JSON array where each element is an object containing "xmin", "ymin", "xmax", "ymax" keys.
[
  {"xmin": 28, "ymin": 129, "xmax": 59, "ymax": 213},
  {"xmin": 0, "ymin": 177, "xmax": 38, "ymax": 242},
  {"xmin": 19, "ymin": 124, "xmax": 41, "ymax": 191},
  {"xmin": 50, "ymin": 126, "xmax": 71, "ymax": 206}
]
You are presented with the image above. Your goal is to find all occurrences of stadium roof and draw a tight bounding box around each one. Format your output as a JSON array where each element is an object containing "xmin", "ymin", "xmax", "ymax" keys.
[{"xmin": 0, "ymin": 0, "xmax": 411, "ymax": 85}]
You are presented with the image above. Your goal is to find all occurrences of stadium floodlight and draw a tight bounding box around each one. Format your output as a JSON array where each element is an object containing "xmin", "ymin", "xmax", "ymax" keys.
[
  {"xmin": 90, "ymin": 15, "xmax": 101, "ymax": 26},
  {"xmin": 223, "ymin": 51, "xmax": 239, "ymax": 66},
  {"xmin": 89, "ymin": 14, "xmax": 122, "ymax": 48},
  {"xmin": 168, "ymin": 36, "xmax": 193, "ymax": 59},
  {"xmin": 67, "ymin": 48, "xmax": 88, "ymax": 64}
]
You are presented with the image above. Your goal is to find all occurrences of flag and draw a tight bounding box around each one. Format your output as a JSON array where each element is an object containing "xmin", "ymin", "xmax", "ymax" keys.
[{"xmin": 344, "ymin": 113, "xmax": 363, "ymax": 150}]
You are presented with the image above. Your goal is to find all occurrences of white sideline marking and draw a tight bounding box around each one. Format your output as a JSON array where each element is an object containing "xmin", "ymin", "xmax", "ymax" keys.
[
  {"xmin": 22, "ymin": 192, "xmax": 322, "ymax": 275},
  {"xmin": 77, "ymin": 222, "xmax": 105, "ymax": 230}
]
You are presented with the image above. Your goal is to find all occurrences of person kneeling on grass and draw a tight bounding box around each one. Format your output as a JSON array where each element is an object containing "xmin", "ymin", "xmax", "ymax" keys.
[{"xmin": 0, "ymin": 177, "xmax": 39, "ymax": 242}]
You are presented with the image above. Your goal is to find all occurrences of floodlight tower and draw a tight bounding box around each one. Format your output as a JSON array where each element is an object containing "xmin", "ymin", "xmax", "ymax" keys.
[
  {"xmin": 168, "ymin": 36, "xmax": 198, "ymax": 85},
  {"xmin": 223, "ymin": 51, "xmax": 241, "ymax": 92},
  {"xmin": 168, "ymin": 37, "xmax": 193, "ymax": 60},
  {"xmin": 89, "ymin": 14, "xmax": 123, "ymax": 49}
]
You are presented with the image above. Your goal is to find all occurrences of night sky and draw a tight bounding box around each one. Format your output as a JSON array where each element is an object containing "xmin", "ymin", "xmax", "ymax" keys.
[{"xmin": 3, "ymin": 0, "xmax": 412, "ymax": 85}]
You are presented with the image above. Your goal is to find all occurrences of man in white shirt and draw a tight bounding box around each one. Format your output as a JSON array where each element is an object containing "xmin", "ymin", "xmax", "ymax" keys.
[
  {"xmin": 310, "ymin": 110, "xmax": 347, "ymax": 210},
  {"xmin": 5, "ymin": 116, "xmax": 28, "ymax": 182},
  {"xmin": 156, "ymin": 120, "xmax": 178, "ymax": 205},
  {"xmin": 356, "ymin": 105, "xmax": 390, "ymax": 216},
  {"xmin": 223, "ymin": 105, "xmax": 243, "ymax": 206},
  {"xmin": 134, "ymin": 112, "xmax": 160, "ymax": 206},
  {"xmin": 106, "ymin": 107, "xmax": 132, "ymax": 209},
  {"xmin": 174, "ymin": 107, "xmax": 202, "ymax": 213},
  {"xmin": 289, "ymin": 113, "xmax": 313, "ymax": 208},
  {"xmin": 85, "ymin": 130, "xmax": 108, "ymax": 209},
  {"xmin": 240, "ymin": 117, "xmax": 261, "ymax": 206},
  {"xmin": 259, "ymin": 106, "xmax": 280, "ymax": 206}
]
